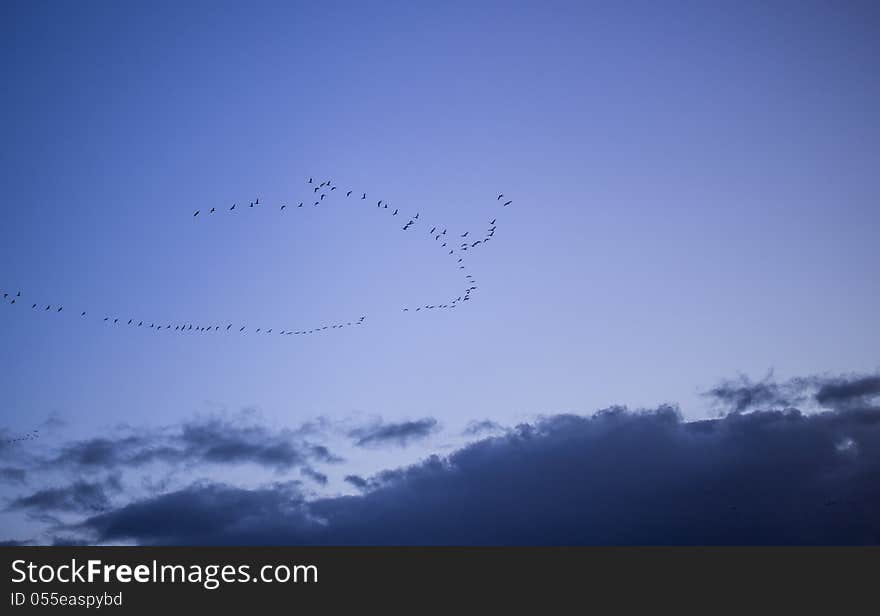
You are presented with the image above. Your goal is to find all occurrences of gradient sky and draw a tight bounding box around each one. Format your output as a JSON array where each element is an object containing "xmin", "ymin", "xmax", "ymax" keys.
[{"xmin": 1, "ymin": 1, "xmax": 878, "ymax": 543}]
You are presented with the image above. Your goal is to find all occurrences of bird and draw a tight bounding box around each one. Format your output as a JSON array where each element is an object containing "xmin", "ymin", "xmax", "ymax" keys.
[
  {"xmin": 504, "ymin": 200, "xmax": 512, "ymax": 206},
  {"xmin": 281, "ymin": 204, "xmax": 287, "ymax": 210},
  {"xmin": 490, "ymin": 218, "xmax": 496, "ymax": 225},
  {"xmin": 210, "ymin": 207, "xmax": 215, "ymax": 213},
  {"xmin": 57, "ymin": 306, "xmax": 63, "ymax": 312},
  {"xmin": 298, "ymin": 202, "xmax": 303, "ymax": 208},
  {"xmin": 378, "ymin": 200, "xmax": 382, "ymax": 207},
  {"xmin": 361, "ymin": 193, "xmax": 366, "ymax": 199},
  {"xmin": 249, "ymin": 201, "xmax": 254, "ymax": 207},
  {"xmin": 320, "ymin": 194, "xmax": 325, "ymax": 200},
  {"xmin": 346, "ymin": 190, "xmax": 352, "ymax": 197},
  {"xmin": 392, "ymin": 209, "xmax": 398, "ymax": 216},
  {"xmin": 230, "ymin": 203, "xmax": 236, "ymax": 210},
  {"xmin": 314, "ymin": 187, "xmax": 320, "ymax": 193},
  {"xmin": 461, "ymin": 232, "xmax": 469, "ymax": 238},
  {"xmin": 330, "ymin": 186, "xmax": 336, "ymax": 191},
  {"xmin": 430, "ymin": 227, "xmax": 436, "ymax": 234},
  {"xmin": 240, "ymin": 326, "xmax": 245, "ymax": 332},
  {"xmin": 497, "ymin": 194, "xmax": 504, "ymax": 200},
  {"xmin": 128, "ymin": 319, "xmax": 132, "ymax": 325},
  {"xmin": 314, "ymin": 201, "xmax": 319, "ymax": 206},
  {"xmin": 414, "ymin": 213, "xmax": 419, "ymax": 219},
  {"xmin": 194, "ymin": 210, "xmax": 200, "ymax": 217},
  {"xmin": 255, "ymin": 198, "xmax": 259, "ymax": 205},
  {"xmin": 45, "ymin": 305, "xmax": 50, "ymax": 311},
  {"xmin": 81, "ymin": 312, "xmax": 86, "ymax": 317}
]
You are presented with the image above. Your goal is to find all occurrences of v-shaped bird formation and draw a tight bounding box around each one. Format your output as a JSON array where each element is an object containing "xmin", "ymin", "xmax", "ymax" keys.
[{"xmin": 3, "ymin": 175, "xmax": 512, "ymax": 339}]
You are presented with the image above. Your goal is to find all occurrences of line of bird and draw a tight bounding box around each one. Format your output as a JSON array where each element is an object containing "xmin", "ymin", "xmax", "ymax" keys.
[
  {"xmin": 1, "ymin": 289, "xmax": 366, "ymax": 338},
  {"xmin": 3, "ymin": 175, "xmax": 512, "ymax": 339},
  {"xmin": 1, "ymin": 429, "xmax": 39, "ymax": 446},
  {"xmin": 192, "ymin": 177, "xmax": 510, "ymax": 313}
]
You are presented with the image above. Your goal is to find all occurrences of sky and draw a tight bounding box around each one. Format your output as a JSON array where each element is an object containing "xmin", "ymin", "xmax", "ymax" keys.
[{"xmin": 1, "ymin": 1, "xmax": 878, "ymax": 544}]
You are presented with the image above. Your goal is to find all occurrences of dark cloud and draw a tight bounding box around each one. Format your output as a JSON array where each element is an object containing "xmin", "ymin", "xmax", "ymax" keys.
[
  {"xmin": 815, "ymin": 376, "xmax": 880, "ymax": 409},
  {"xmin": 349, "ymin": 418, "xmax": 439, "ymax": 448},
  {"xmin": 463, "ymin": 420, "xmax": 505, "ymax": 436},
  {"xmin": 300, "ymin": 467, "xmax": 328, "ymax": 486},
  {"xmin": 45, "ymin": 416, "xmax": 340, "ymax": 473},
  {"xmin": 72, "ymin": 381, "xmax": 880, "ymax": 544},
  {"xmin": 0, "ymin": 467, "xmax": 27, "ymax": 484},
  {"xmin": 705, "ymin": 372, "xmax": 880, "ymax": 415},
  {"xmin": 78, "ymin": 481, "xmax": 309, "ymax": 545},
  {"xmin": 704, "ymin": 373, "xmax": 809, "ymax": 413},
  {"xmin": 7, "ymin": 477, "xmax": 121, "ymax": 514},
  {"xmin": 344, "ymin": 475, "xmax": 368, "ymax": 489}
]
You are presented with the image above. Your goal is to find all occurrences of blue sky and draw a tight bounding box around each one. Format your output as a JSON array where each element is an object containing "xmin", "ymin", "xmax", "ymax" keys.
[{"xmin": 1, "ymin": 1, "xmax": 878, "ymax": 544}]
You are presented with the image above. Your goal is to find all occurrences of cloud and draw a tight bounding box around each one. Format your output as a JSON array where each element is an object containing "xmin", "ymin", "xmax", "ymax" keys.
[
  {"xmin": 0, "ymin": 467, "xmax": 27, "ymax": 485},
  {"xmin": 7, "ymin": 477, "xmax": 121, "ymax": 514},
  {"xmin": 703, "ymin": 373, "xmax": 809, "ymax": 413},
  {"xmin": 815, "ymin": 376, "xmax": 880, "ymax": 410},
  {"xmin": 44, "ymin": 415, "xmax": 340, "ymax": 473},
  {"xmin": 348, "ymin": 418, "xmax": 439, "ymax": 448},
  {"xmin": 705, "ymin": 372, "xmax": 880, "ymax": 415},
  {"xmin": 300, "ymin": 467, "xmax": 328, "ymax": 486},
  {"xmin": 463, "ymin": 420, "xmax": 505, "ymax": 436},
  {"xmin": 343, "ymin": 475, "xmax": 368, "ymax": 489},
  {"xmin": 69, "ymin": 376, "xmax": 880, "ymax": 544},
  {"xmin": 78, "ymin": 481, "xmax": 309, "ymax": 545}
]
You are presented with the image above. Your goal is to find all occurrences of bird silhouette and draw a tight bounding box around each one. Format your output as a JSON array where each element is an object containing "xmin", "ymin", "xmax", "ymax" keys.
[
  {"xmin": 346, "ymin": 191, "xmax": 352, "ymax": 197},
  {"xmin": 503, "ymin": 200, "xmax": 512, "ymax": 206},
  {"xmin": 461, "ymin": 232, "xmax": 469, "ymax": 237},
  {"xmin": 361, "ymin": 193, "xmax": 366, "ymax": 199},
  {"xmin": 194, "ymin": 210, "xmax": 200, "ymax": 217},
  {"xmin": 497, "ymin": 194, "xmax": 504, "ymax": 200},
  {"xmin": 281, "ymin": 204, "xmax": 287, "ymax": 210},
  {"xmin": 392, "ymin": 209, "xmax": 398, "ymax": 215},
  {"xmin": 298, "ymin": 202, "xmax": 303, "ymax": 207},
  {"xmin": 230, "ymin": 203, "xmax": 236, "ymax": 210},
  {"xmin": 210, "ymin": 207, "xmax": 215, "ymax": 213}
]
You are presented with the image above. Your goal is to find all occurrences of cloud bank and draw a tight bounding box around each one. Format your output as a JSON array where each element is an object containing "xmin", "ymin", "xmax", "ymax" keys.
[{"xmin": 4, "ymin": 372, "xmax": 879, "ymax": 545}]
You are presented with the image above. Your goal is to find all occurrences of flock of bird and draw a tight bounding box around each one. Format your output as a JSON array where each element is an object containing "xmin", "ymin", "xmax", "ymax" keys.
[
  {"xmin": 1, "ymin": 429, "xmax": 39, "ymax": 446},
  {"xmin": 3, "ymin": 176, "xmax": 512, "ymax": 339}
]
